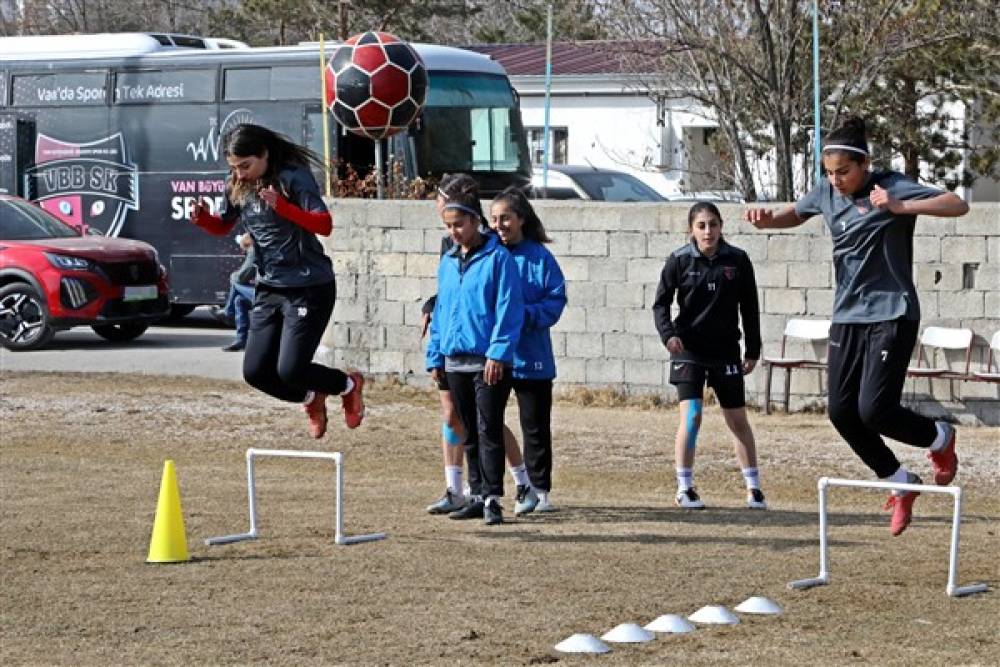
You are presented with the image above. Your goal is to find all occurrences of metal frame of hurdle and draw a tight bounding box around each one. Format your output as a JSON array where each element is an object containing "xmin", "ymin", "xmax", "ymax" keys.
[
  {"xmin": 205, "ymin": 448, "xmax": 386, "ymax": 546},
  {"xmin": 788, "ymin": 477, "xmax": 987, "ymax": 597}
]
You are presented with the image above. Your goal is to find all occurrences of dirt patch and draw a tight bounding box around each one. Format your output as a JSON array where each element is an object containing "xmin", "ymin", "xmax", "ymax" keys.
[{"xmin": 1, "ymin": 371, "xmax": 998, "ymax": 665}]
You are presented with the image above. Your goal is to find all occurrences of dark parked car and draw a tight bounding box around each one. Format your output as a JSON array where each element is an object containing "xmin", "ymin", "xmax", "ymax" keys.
[
  {"xmin": 0, "ymin": 195, "xmax": 169, "ymax": 350},
  {"xmin": 531, "ymin": 165, "xmax": 667, "ymax": 202}
]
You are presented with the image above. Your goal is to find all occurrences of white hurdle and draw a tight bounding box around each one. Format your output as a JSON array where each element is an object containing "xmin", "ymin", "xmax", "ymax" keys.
[
  {"xmin": 205, "ymin": 448, "xmax": 386, "ymax": 547},
  {"xmin": 788, "ymin": 477, "xmax": 987, "ymax": 597}
]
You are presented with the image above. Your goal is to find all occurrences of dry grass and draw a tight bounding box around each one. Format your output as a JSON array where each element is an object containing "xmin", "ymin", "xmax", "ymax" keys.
[{"xmin": 1, "ymin": 372, "xmax": 998, "ymax": 666}]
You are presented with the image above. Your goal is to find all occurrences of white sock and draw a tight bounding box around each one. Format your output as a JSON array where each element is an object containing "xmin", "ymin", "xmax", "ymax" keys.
[
  {"xmin": 445, "ymin": 466, "xmax": 463, "ymax": 497},
  {"xmin": 339, "ymin": 377, "xmax": 355, "ymax": 396},
  {"xmin": 882, "ymin": 467, "xmax": 910, "ymax": 496},
  {"xmin": 485, "ymin": 494, "xmax": 500, "ymax": 507},
  {"xmin": 929, "ymin": 421, "xmax": 951, "ymax": 452},
  {"xmin": 676, "ymin": 467, "xmax": 694, "ymax": 492},
  {"xmin": 742, "ymin": 467, "xmax": 761, "ymax": 491},
  {"xmin": 302, "ymin": 390, "xmax": 315, "ymax": 405},
  {"xmin": 510, "ymin": 463, "xmax": 530, "ymax": 487}
]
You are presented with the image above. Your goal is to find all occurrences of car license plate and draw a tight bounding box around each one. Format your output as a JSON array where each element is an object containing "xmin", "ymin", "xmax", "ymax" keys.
[{"xmin": 123, "ymin": 285, "xmax": 157, "ymax": 302}]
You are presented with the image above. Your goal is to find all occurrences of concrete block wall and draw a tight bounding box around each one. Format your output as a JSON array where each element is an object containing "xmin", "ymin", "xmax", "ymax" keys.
[{"xmin": 319, "ymin": 200, "xmax": 999, "ymax": 425}]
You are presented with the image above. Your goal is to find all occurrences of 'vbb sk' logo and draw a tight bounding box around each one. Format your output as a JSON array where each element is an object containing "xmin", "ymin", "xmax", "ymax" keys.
[{"xmin": 23, "ymin": 133, "xmax": 139, "ymax": 237}]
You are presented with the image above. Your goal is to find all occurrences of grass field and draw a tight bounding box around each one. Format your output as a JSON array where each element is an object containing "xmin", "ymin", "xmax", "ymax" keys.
[{"xmin": 1, "ymin": 372, "xmax": 997, "ymax": 665}]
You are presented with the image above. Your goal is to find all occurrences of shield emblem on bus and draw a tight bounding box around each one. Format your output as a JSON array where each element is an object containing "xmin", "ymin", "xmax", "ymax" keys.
[{"xmin": 23, "ymin": 133, "xmax": 139, "ymax": 237}]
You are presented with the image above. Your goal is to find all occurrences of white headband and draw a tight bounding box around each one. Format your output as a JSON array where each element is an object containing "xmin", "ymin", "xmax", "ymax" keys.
[{"xmin": 823, "ymin": 144, "xmax": 869, "ymax": 156}]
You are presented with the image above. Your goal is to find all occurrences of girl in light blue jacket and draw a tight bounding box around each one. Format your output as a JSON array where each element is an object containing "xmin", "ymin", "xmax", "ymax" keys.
[
  {"xmin": 489, "ymin": 187, "xmax": 567, "ymax": 515},
  {"xmin": 426, "ymin": 186, "xmax": 524, "ymax": 526}
]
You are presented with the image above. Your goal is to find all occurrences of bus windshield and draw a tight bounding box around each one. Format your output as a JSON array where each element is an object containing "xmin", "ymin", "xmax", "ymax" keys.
[{"xmin": 414, "ymin": 73, "xmax": 529, "ymax": 175}]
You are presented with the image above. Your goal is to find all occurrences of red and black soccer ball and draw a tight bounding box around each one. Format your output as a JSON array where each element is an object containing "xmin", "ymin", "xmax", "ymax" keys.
[{"xmin": 325, "ymin": 31, "xmax": 428, "ymax": 141}]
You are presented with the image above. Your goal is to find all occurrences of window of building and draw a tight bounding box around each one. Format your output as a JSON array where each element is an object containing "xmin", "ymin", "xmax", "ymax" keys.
[{"xmin": 526, "ymin": 127, "xmax": 568, "ymax": 166}]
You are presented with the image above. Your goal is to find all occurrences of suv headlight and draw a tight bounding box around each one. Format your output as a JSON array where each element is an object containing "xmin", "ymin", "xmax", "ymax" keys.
[{"xmin": 45, "ymin": 253, "xmax": 93, "ymax": 271}]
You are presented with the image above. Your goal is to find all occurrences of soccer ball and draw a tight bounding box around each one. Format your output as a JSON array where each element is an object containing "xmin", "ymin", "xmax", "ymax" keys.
[{"xmin": 325, "ymin": 31, "xmax": 428, "ymax": 141}]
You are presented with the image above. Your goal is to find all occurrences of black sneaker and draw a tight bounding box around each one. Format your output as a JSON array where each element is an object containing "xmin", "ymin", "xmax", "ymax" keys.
[
  {"xmin": 222, "ymin": 339, "xmax": 246, "ymax": 352},
  {"xmin": 449, "ymin": 498, "xmax": 484, "ymax": 520},
  {"xmin": 484, "ymin": 498, "xmax": 503, "ymax": 526},
  {"xmin": 746, "ymin": 488, "xmax": 768, "ymax": 510},
  {"xmin": 675, "ymin": 488, "xmax": 705, "ymax": 509}
]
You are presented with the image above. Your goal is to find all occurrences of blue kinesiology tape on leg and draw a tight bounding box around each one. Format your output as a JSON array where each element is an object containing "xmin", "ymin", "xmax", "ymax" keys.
[
  {"xmin": 685, "ymin": 399, "xmax": 703, "ymax": 450},
  {"xmin": 442, "ymin": 422, "xmax": 465, "ymax": 447}
]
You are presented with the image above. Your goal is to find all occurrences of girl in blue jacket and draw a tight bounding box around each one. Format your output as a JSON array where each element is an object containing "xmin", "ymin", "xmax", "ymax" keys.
[
  {"xmin": 489, "ymin": 187, "xmax": 567, "ymax": 515},
  {"xmin": 426, "ymin": 185, "xmax": 524, "ymax": 526}
]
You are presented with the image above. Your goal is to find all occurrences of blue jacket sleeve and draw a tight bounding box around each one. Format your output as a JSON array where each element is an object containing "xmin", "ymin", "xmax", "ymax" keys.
[
  {"xmin": 524, "ymin": 250, "xmax": 567, "ymax": 331},
  {"xmin": 486, "ymin": 252, "xmax": 524, "ymax": 364},
  {"xmin": 425, "ymin": 262, "xmax": 445, "ymax": 371}
]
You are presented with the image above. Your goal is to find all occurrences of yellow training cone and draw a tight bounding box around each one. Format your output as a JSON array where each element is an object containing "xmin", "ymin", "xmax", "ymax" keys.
[{"xmin": 146, "ymin": 460, "xmax": 190, "ymax": 563}]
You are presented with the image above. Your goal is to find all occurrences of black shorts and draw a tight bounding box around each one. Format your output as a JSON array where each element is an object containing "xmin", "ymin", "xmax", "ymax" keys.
[
  {"xmin": 669, "ymin": 360, "xmax": 746, "ymax": 409},
  {"xmin": 434, "ymin": 373, "xmax": 450, "ymax": 392}
]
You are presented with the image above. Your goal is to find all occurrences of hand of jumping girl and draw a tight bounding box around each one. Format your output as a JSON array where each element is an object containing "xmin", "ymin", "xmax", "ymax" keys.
[
  {"xmin": 258, "ymin": 185, "xmax": 280, "ymax": 208},
  {"xmin": 484, "ymin": 359, "xmax": 504, "ymax": 385},
  {"xmin": 742, "ymin": 358, "xmax": 757, "ymax": 375},
  {"xmin": 666, "ymin": 336, "xmax": 685, "ymax": 355},
  {"xmin": 744, "ymin": 207, "xmax": 774, "ymax": 229},
  {"xmin": 191, "ymin": 197, "xmax": 210, "ymax": 222},
  {"xmin": 870, "ymin": 184, "xmax": 903, "ymax": 213}
]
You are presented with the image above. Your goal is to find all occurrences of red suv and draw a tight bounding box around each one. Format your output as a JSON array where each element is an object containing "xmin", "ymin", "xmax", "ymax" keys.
[{"xmin": 0, "ymin": 195, "xmax": 169, "ymax": 350}]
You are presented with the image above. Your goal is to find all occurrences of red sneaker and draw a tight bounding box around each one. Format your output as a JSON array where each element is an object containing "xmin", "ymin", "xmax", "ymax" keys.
[
  {"xmin": 302, "ymin": 392, "xmax": 328, "ymax": 439},
  {"xmin": 342, "ymin": 372, "xmax": 365, "ymax": 429},
  {"xmin": 884, "ymin": 490, "xmax": 920, "ymax": 536},
  {"xmin": 927, "ymin": 425, "xmax": 958, "ymax": 486}
]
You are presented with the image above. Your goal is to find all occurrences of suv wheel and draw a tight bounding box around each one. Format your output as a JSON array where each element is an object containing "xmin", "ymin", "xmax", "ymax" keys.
[
  {"xmin": 0, "ymin": 283, "xmax": 55, "ymax": 351},
  {"xmin": 91, "ymin": 322, "xmax": 149, "ymax": 342}
]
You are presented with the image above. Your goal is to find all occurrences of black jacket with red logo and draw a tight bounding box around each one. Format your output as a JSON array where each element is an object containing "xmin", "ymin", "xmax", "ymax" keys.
[{"xmin": 652, "ymin": 239, "xmax": 761, "ymax": 363}]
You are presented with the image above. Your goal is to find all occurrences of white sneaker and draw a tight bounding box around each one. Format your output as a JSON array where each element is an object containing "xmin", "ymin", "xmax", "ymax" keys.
[
  {"xmin": 536, "ymin": 491, "xmax": 556, "ymax": 512},
  {"xmin": 426, "ymin": 489, "xmax": 467, "ymax": 514},
  {"xmin": 514, "ymin": 485, "xmax": 539, "ymax": 515},
  {"xmin": 675, "ymin": 488, "xmax": 705, "ymax": 509},
  {"xmin": 746, "ymin": 488, "xmax": 768, "ymax": 510}
]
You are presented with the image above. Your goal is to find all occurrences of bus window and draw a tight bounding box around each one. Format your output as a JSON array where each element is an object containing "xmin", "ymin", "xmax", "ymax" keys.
[
  {"xmin": 225, "ymin": 66, "xmax": 321, "ymax": 101},
  {"xmin": 1, "ymin": 72, "xmax": 7, "ymax": 106},
  {"xmin": 414, "ymin": 73, "xmax": 529, "ymax": 176},
  {"xmin": 12, "ymin": 72, "xmax": 108, "ymax": 106},
  {"xmin": 114, "ymin": 70, "xmax": 215, "ymax": 104}
]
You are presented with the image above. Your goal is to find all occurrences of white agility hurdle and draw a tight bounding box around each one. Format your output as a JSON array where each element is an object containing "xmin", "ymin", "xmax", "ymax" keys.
[
  {"xmin": 205, "ymin": 448, "xmax": 386, "ymax": 546},
  {"xmin": 788, "ymin": 477, "xmax": 987, "ymax": 597}
]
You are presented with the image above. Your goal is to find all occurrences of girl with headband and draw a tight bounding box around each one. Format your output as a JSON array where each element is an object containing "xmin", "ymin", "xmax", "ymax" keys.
[
  {"xmin": 425, "ymin": 181, "xmax": 524, "ymax": 526},
  {"xmin": 745, "ymin": 117, "xmax": 969, "ymax": 536}
]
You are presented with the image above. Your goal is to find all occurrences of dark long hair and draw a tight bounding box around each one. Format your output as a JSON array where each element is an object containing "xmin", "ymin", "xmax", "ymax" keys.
[
  {"xmin": 822, "ymin": 116, "xmax": 870, "ymax": 164},
  {"xmin": 223, "ymin": 123, "xmax": 323, "ymax": 203},
  {"xmin": 440, "ymin": 174, "xmax": 484, "ymax": 222},
  {"xmin": 687, "ymin": 201, "xmax": 722, "ymax": 226},
  {"xmin": 491, "ymin": 186, "xmax": 552, "ymax": 243}
]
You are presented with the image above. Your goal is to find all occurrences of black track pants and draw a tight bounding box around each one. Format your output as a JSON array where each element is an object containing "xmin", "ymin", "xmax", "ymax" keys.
[
  {"xmin": 826, "ymin": 319, "xmax": 937, "ymax": 478},
  {"xmin": 243, "ymin": 282, "xmax": 348, "ymax": 402},
  {"xmin": 447, "ymin": 370, "xmax": 513, "ymax": 499},
  {"xmin": 512, "ymin": 378, "xmax": 554, "ymax": 492}
]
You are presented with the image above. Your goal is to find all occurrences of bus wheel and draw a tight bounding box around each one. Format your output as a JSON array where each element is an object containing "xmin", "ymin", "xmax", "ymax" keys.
[
  {"xmin": 0, "ymin": 283, "xmax": 55, "ymax": 351},
  {"xmin": 92, "ymin": 322, "xmax": 149, "ymax": 342}
]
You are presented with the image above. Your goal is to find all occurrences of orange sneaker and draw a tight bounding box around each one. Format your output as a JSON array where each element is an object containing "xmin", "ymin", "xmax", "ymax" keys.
[
  {"xmin": 884, "ymin": 487, "xmax": 920, "ymax": 537},
  {"xmin": 303, "ymin": 391, "xmax": 328, "ymax": 439},
  {"xmin": 927, "ymin": 424, "xmax": 958, "ymax": 486},
  {"xmin": 342, "ymin": 372, "xmax": 365, "ymax": 429}
]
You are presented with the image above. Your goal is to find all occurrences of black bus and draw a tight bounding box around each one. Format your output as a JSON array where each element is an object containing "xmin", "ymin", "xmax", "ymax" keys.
[{"xmin": 0, "ymin": 33, "xmax": 532, "ymax": 312}]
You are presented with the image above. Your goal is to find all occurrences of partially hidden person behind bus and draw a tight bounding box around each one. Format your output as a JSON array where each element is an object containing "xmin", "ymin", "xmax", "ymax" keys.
[
  {"xmin": 426, "ymin": 182, "xmax": 524, "ymax": 526},
  {"xmin": 220, "ymin": 231, "xmax": 257, "ymax": 352},
  {"xmin": 744, "ymin": 117, "xmax": 967, "ymax": 536},
  {"xmin": 422, "ymin": 174, "xmax": 531, "ymax": 517},
  {"xmin": 652, "ymin": 201, "xmax": 766, "ymax": 510},
  {"xmin": 488, "ymin": 186, "xmax": 567, "ymax": 515},
  {"xmin": 190, "ymin": 123, "xmax": 364, "ymax": 437}
]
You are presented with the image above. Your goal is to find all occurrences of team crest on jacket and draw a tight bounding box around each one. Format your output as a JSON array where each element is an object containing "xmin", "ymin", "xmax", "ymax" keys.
[{"xmin": 723, "ymin": 266, "xmax": 736, "ymax": 280}]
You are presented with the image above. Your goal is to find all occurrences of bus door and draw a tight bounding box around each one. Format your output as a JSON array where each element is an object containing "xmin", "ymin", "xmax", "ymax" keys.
[
  {"xmin": 0, "ymin": 113, "xmax": 35, "ymax": 197},
  {"xmin": 12, "ymin": 69, "xmax": 115, "ymax": 233},
  {"xmin": 111, "ymin": 67, "xmax": 237, "ymax": 305}
]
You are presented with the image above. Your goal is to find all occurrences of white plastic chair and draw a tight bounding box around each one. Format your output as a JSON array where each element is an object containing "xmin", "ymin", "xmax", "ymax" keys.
[
  {"xmin": 972, "ymin": 330, "xmax": 1000, "ymax": 383},
  {"xmin": 763, "ymin": 318, "xmax": 831, "ymax": 414},
  {"xmin": 906, "ymin": 326, "xmax": 974, "ymax": 379}
]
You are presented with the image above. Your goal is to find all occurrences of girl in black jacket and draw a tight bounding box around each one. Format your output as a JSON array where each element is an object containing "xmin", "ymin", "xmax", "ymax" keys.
[{"xmin": 652, "ymin": 202, "xmax": 765, "ymax": 510}]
